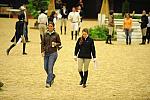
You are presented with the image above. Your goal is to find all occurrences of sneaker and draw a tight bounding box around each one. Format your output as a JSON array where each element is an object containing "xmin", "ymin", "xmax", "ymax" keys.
[
  {"xmin": 83, "ymin": 84, "xmax": 86, "ymax": 88},
  {"xmin": 45, "ymin": 84, "xmax": 50, "ymax": 88}
]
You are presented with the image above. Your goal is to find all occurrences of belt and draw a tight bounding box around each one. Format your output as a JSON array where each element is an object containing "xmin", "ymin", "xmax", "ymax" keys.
[
  {"xmin": 39, "ymin": 23, "xmax": 46, "ymax": 25},
  {"xmin": 72, "ymin": 22, "xmax": 78, "ymax": 23}
]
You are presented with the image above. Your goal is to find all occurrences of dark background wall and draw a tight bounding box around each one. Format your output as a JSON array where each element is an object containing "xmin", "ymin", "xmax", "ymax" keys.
[
  {"xmin": 0, "ymin": 0, "xmax": 150, "ymax": 18},
  {"xmin": 82, "ymin": 0, "xmax": 150, "ymax": 18},
  {"xmin": 113, "ymin": 0, "xmax": 150, "ymax": 13},
  {"xmin": 0, "ymin": 0, "xmax": 28, "ymax": 8}
]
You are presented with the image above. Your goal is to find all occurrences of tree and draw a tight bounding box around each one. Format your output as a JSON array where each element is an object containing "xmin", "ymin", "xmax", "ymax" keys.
[{"xmin": 27, "ymin": 0, "xmax": 49, "ymax": 18}]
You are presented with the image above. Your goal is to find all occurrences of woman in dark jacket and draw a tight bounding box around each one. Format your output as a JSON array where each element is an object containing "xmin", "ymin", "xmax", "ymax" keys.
[
  {"xmin": 6, "ymin": 14, "xmax": 27, "ymax": 55},
  {"xmin": 74, "ymin": 28, "xmax": 96, "ymax": 88},
  {"xmin": 139, "ymin": 10, "xmax": 148, "ymax": 45},
  {"xmin": 41, "ymin": 22, "xmax": 61, "ymax": 88}
]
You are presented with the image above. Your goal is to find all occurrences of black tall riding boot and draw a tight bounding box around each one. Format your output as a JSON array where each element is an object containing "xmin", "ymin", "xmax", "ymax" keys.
[
  {"xmin": 6, "ymin": 44, "xmax": 15, "ymax": 55},
  {"xmin": 140, "ymin": 36, "xmax": 145, "ymax": 45},
  {"xmin": 79, "ymin": 71, "xmax": 83, "ymax": 85},
  {"xmin": 143, "ymin": 36, "xmax": 146, "ymax": 44},
  {"xmin": 40, "ymin": 34, "xmax": 42, "ymax": 41},
  {"xmin": 71, "ymin": 31, "xmax": 73, "ymax": 40},
  {"xmin": 78, "ymin": 27, "xmax": 80, "ymax": 35},
  {"xmin": 23, "ymin": 43, "xmax": 27, "ymax": 55},
  {"xmin": 148, "ymin": 37, "xmax": 150, "ymax": 44},
  {"xmin": 109, "ymin": 35, "xmax": 112, "ymax": 44},
  {"xmin": 64, "ymin": 26, "xmax": 66, "ymax": 35},
  {"xmin": 75, "ymin": 31, "xmax": 78, "ymax": 40},
  {"xmin": 60, "ymin": 26, "xmax": 62, "ymax": 35},
  {"xmin": 106, "ymin": 35, "xmax": 109, "ymax": 44},
  {"xmin": 83, "ymin": 71, "xmax": 88, "ymax": 88}
]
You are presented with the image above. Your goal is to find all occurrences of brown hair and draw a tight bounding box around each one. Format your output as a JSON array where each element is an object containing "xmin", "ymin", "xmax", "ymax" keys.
[
  {"xmin": 48, "ymin": 21, "xmax": 55, "ymax": 27},
  {"xmin": 79, "ymin": 28, "xmax": 89, "ymax": 45}
]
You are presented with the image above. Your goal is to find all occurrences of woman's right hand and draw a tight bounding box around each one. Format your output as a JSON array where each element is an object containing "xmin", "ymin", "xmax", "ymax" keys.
[{"xmin": 42, "ymin": 52, "xmax": 45, "ymax": 57}]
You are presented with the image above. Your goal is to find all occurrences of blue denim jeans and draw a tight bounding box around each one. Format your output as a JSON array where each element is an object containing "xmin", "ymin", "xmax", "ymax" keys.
[
  {"xmin": 125, "ymin": 29, "xmax": 132, "ymax": 45},
  {"xmin": 44, "ymin": 52, "xmax": 58, "ymax": 84}
]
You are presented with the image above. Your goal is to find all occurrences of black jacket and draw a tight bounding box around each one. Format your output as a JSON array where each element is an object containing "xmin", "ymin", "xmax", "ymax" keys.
[
  {"xmin": 75, "ymin": 36, "xmax": 96, "ymax": 59},
  {"xmin": 60, "ymin": 8, "xmax": 68, "ymax": 19},
  {"xmin": 141, "ymin": 15, "xmax": 148, "ymax": 29},
  {"xmin": 11, "ymin": 20, "xmax": 25, "ymax": 43},
  {"xmin": 41, "ymin": 31, "xmax": 61, "ymax": 54}
]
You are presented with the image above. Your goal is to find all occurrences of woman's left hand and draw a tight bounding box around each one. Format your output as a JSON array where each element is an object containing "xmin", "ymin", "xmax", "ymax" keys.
[{"xmin": 93, "ymin": 58, "xmax": 96, "ymax": 62}]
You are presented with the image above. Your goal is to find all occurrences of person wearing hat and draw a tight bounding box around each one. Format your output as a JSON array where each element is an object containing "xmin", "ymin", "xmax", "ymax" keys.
[
  {"xmin": 6, "ymin": 13, "xmax": 27, "ymax": 55},
  {"xmin": 20, "ymin": 5, "xmax": 29, "ymax": 42}
]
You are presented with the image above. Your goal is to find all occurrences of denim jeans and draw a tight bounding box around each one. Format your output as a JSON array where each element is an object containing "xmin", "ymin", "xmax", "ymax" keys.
[
  {"xmin": 125, "ymin": 29, "xmax": 132, "ymax": 44},
  {"xmin": 44, "ymin": 52, "xmax": 58, "ymax": 84}
]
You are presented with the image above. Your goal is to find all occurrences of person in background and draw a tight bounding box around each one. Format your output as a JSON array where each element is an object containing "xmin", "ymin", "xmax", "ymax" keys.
[
  {"xmin": 6, "ymin": 14, "xmax": 27, "ymax": 55},
  {"xmin": 48, "ymin": 11, "xmax": 57, "ymax": 29},
  {"xmin": 106, "ymin": 10, "xmax": 115, "ymax": 44},
  {"xmin": 77, "ymin": 5, "xmax": 83, "ymax": 35},
  {"xmin": 146, "ymin": 11, "xmax": 150, "ymax": 44},
  {"xmin": 68, "ymin": 7, "xmax": 80, "ymax": 40},
  {"xmin": 139, "ymin": 10, "xmax": 148, "ymax": 45},
  {"xmin": 123, "ymin": 13, "xmax": 133, "ymax": 45},
  {"xmin": 20, "ymin": 4, "xmax": 29, "ymax": 42},
  {"xmin": 74, "ymin": 28, "xmax": 96, "ymax": 88},
  {"xmin": 38, "ymin": 9, "xmax": 48, "ymax": 41},
  {"xmin": 41, "ymin": 22, "xmax": 61, "ymax": 88},
  {"xmin": 60, "ymin": 4, "xmax": 68, "ymax": 35}
]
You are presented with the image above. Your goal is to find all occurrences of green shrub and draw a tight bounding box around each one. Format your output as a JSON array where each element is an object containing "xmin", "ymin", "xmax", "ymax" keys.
[
  {"xmin": 27, "ymin": 0, "xmax": 49, "ymax": 18},
  {"xmin": 114, "ymin": 15, "xmax": 123, "ymax": 19},
  {"xmin": 114, "ymin": 14, "xmax": 140, "ymax": 19},
  {"xmin": 89, "ymin": 25, "xmax": 117, "ymax": 41},
  {"xmin": 132, "ymin": 16, "xmax": 141, "ymax": 19}
]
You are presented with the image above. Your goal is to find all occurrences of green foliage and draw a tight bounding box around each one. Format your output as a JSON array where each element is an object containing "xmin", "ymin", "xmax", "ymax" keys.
[
  {"xmin": 114, "ymin": 14, "xmax": 140, "ymax": 19},
  {"xmin": 27, "ymin": 0, "xmax": 50, "ymax": 18},
  {"xmin": 89, "ymin": 25, "xmax": 117, "ymax": 41},
  {"xmin": 132, "ymin": 16, "xmax": 141, "ymax": 19},
  {"xmin": 89, "ymin": 26, "xmax": 108, "ymax": 41},
  {"xmin": 114, "ymin": 15, "xmax": 123, "ymax": 19}
]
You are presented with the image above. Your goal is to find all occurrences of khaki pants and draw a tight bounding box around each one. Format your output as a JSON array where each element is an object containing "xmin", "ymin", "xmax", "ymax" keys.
[
  {"xmin": 61, "ymin": 18, "xmax": 67, "ymax": 27},
  {"xmin": 108, "ymin": 27, "xmax": 113, "ymax": 36},
  {"xmin": 71, "ymin": 22, "xmax": 78, "ymax": 31},
  {"xmin": 78, "ymin": 58, "xmax": 91, "ymax": 72},
  {"xmin": 141, "ymin": 28, "xmax": 147, "ymax": 36},
  {"xmin": 39, "ymin": 24, "xmax": 47, "ymax": 36}
]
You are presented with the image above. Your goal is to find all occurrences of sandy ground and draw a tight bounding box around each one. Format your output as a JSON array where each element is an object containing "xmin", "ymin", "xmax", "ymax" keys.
[{"xmin": 0, "ymin": 18, "xmax": 150, "ymax": 100}]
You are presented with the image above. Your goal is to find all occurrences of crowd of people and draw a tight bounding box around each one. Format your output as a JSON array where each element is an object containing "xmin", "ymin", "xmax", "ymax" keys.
[{"xmin": 3, "ymin": 3, "xmax": 150, "ymax": 89}]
